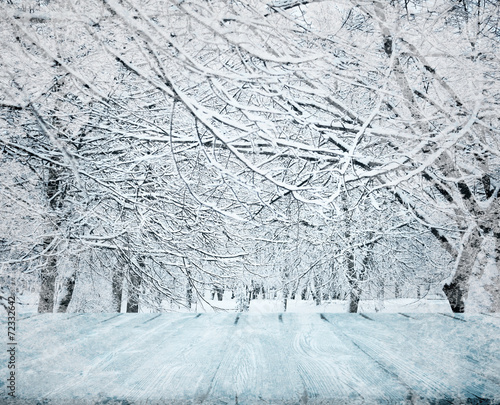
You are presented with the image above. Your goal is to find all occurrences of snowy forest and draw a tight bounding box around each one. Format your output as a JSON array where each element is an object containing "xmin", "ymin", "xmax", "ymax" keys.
[{"xmin": 0, "ymin": 0, "xmax": 499, "ymax": 315}]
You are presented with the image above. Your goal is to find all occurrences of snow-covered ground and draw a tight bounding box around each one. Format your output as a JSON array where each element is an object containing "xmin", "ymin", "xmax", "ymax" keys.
[
  {"xmin": 15, "ymin": 291, "xmax": 452, "ymax": 314},
  {"xmin": 250, "ymin": 298, "xmax": 452, "ymax": 313},
  {"xmin": 186, "ymin": 297, "xmax": 452, "ymax": 313}
]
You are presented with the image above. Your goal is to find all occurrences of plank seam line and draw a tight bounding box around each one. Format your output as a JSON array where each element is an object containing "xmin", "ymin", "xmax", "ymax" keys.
[
  {"xmin": 142, "ymin": 314, "xmax": 162, "ymax": 324},
  {"xmin": 100, "ymin": 314, "xmax": 122, "ymax": 323},
  {"xmin": 18, "ymin": 313, "xmax": 43, "ymax": 321},
  {"xmin": 319, "ymin": 313, "xmax": 423, "ymax": 402},
  {"xmin": 347, "ymin": 313, "xmax": 498, "ymax": 400},
  {"xmin": 440, "ymin": 313, "xmax": 466, "ymax": 322},
  {"xmin": 481, "ymin": 313, "xmax": 495, "ymax": 317},
  {"xmin": 65, "ymin": 313, "xmax": 84, "ymax": 320},
  {"xmin": 359, "ymin": 313, "xmax": 373, "ymax": 321},
  {"xmin": 199, "ymin": 316, "xmax": 241, "ymax": 404}
]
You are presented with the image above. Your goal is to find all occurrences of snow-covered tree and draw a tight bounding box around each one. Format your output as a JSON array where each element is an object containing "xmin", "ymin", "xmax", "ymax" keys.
[{"xmin": 1, "ymin": 0, "xmax": 498, "ymax": 313}]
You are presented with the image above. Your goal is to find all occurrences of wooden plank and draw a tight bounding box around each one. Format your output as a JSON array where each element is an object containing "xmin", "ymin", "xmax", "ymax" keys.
[
  {"xmin": 19, "ymin": 314, "xmax": 155, "ymax": 370},
  {"xmin": 1, "ymin": 313, "xmax": 94, "ymax": 375},
  {"xmin": 404, "ymin": 314, "xmax": 500, "ymax": 387},
  {"xmin": 462, "ymin": 313, "xmax": 500, "ymax": 330},
  {"xmin": 17, "ymin": 314, "xmax": 195, "ymax": 402},
  {"xmin": 81, "ymin": 313, "xmax": 237, "ymax": 403},
  {"xmin": 281, "ymin": 313, "xmax": 409, "ymax": 404},
  {"xmin": 323, "ymin": 313, "xmax": 500, "ymax": 403},
  {"xmin": 4, "ymin": 313, "xmax": 499, "ymax": 404},
  {"xmin": 206, "ymin": 313, "xmax": 304, "ymax": 404}
]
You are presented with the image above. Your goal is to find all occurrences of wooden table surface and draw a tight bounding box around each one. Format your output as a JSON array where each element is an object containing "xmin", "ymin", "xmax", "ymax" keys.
[{"xmin": 2, "ymin": 313, "xmax": 500, "ymax": 404}]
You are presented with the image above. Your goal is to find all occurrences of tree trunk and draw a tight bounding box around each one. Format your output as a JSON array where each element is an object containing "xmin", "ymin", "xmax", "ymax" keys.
[
  {"xmin": 377, "ymin": 279, "xmax": 385, "ymax": 301},
  {"xmin": 283, "ymin": 275, "xmax": 289, "ymax": 312},
  {"xmin": 395, "ymin": 283, "xmax": 401, "ymax": 299},
  {"xmin": 217, "ymin": 286, "xmax": 224, "ymax": 301},
  {"xmin": 290, "ymin": 281, "xmax": 298, "ymax": 300},
  {"xmin": 348, "ymin": 292, "xmax": 360, "ymax": 314},
  {"xmin": 313, "ymin": 273, "xmax": 321, "ymax": 306},
  {"xmin": 126, "ymin": 270, "xmax": 142, "ymax": 313},
  {"xmin": 250, "ymin": 280, "xmax": 258, "ymax": 300},
  {"xmin": 112, "ymin": 270, "xmax": 124, "ymax": 313},
  {"xmin": 38, "ymin": 236, "xmax": 57, "ymax": 313},
  {"xmin": 57, "ymin": 272, "xmax": 76, "ymax": 313},
  {"xmin": 38, "ymin": 165, "xmax": 63, "ymax": 314},
  {"xmin": 346, "ymin": 250, "xmax": 360, "ymax": 313},
  {"xmin": 236, "ymin": 283, "xmax": 249, "ymax": 312},
  {"xmin": 186, "ymin": 283, "xmax": 193, "ymax": 309},
  {"xmin": 126, "ymin": 257, "xmax": 144, "ymax": 313},
  {"xmin": 186, "ymin": 276, "xmax": 193, "ymax": 309},
  {"xmin": 483, "ymin": 200, "xmax": 500, "ymax": 312},
  {"xmin": 443, "ymin": 227, "xmax": 483, "ymax": 313},
  {"xmin": 484, "ymin": 231, "xmax": 500, "ymax": 312},
  {"xmin": 184, "ymin": 260, "xmax": 193, "ymax": 309}
]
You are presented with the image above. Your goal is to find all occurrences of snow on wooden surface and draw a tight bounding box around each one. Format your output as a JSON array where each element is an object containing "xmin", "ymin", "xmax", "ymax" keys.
[{"xmin": 2, "ymin": 313, "xmax": 499, "ymax": 404}]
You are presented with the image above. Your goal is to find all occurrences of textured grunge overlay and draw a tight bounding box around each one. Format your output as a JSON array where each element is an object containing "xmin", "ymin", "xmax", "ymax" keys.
[{"xmin": 0, "ymin": 0, "xmax": 499, "ymax": 403}]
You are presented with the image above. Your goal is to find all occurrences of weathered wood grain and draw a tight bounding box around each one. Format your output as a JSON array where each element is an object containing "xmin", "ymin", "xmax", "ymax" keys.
[
  {"xmin": 323, "ymin": 313, "xmax": 500, "ymax": 403},
  {"xmin": 2, "ymin": 313, "xmax": 499, "ymax": 404}
]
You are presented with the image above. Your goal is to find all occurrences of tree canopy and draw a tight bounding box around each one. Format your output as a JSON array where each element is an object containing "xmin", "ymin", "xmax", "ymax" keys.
[{"xmin": 1, "ymin": 0, "xmax": 499, "ymax": 313}]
